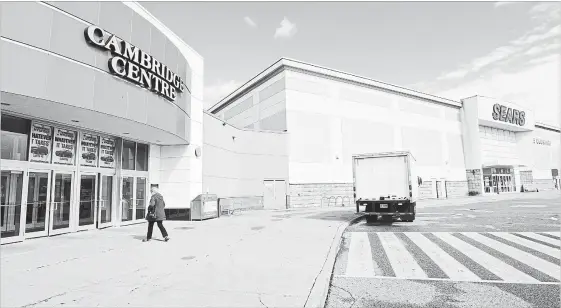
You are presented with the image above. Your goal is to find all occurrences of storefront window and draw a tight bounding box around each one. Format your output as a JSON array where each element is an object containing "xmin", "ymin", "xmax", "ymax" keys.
[
  {"xmin": 122, "ymin": 141, "xmax": 136, "ymax": 170},
  {"xmin": 1, "ymin": 115, "xmax": 30, "ymax": 161},
  {"xmin": 121, "ymin": 140, "xmax": 149, "ymax": 171},
  {"xmin": 136, "ymin": 144, "xmax": 149, "ymax": 171}
]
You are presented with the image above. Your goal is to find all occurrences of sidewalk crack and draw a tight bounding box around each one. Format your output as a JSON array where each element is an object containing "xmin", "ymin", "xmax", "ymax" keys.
[
  {"xmin": 258, "ymin": 294, "xmax": 269, "ymax": 308},
  {"xmin": 332, "ymin": 285, "xmax": 357, "ymax": 308}
]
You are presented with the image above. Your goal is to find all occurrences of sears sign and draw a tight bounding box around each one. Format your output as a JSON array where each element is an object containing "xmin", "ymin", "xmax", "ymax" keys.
[{"xmin": 492, "ymin": 103, "xmax": 526, "ymax": 127}]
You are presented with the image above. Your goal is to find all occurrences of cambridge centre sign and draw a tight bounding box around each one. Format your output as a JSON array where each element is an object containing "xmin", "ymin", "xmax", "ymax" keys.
[{"xmin": 84, "ymin": 25, "xmax": 186, "ymax": 102}]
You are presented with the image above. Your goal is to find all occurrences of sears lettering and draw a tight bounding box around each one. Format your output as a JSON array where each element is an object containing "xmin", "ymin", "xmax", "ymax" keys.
[
  {"xmin": 84, "ymin": 25, "xmax": 186, "ymax": 102},
  {"xmin": 491, "ymin": 103, "xmax": 525, "ymax": 127}
]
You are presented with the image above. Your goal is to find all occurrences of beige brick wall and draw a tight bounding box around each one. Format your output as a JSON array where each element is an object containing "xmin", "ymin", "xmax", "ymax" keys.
[
  {"xmin": 419, "ymin": 181, "xmax": 434, "ymax": 199},
  {"xmin": 445, "ymin": 181, "xmax": 469, "ymax": 198},
  {"xmin": 288, "ymin": 183, "xmax": 353, "ymax": 208},
  {"xmin": 533, "ymin": 179, "xmax": 556, "ymax": 191},
  {"xmin": 466, "ymin": 169, "xmax": 482, "ymax": 194}
]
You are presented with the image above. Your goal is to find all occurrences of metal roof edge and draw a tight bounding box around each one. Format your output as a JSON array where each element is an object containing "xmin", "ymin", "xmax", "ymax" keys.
[
  {"xmin": 535, "ymin": 122, "xmax": 561, "ymax": 132},
  {"xmin": 281, "ymin": 58, "xmax": 461, "ymax": 107},
  {"xmin": 209, "ymin": 58, "xmax": 462, "ymax": 113},
  {"xmin": 126, "ymin": 2, "xmax": 203, "ymax": 61}
]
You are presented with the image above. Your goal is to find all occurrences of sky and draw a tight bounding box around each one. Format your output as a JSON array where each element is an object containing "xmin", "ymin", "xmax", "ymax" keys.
[{"xmin": 142, "ymin": 1, "xmax": 561, "ymax": 127}]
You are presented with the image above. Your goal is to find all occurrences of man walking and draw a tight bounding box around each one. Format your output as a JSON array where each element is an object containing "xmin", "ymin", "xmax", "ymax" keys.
[{"xmin": 143, "ymin": 184, "xmax": 170, "ymax": 242}]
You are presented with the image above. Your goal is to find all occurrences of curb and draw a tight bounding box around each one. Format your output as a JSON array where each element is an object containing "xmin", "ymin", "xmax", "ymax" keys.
[{"xmin": 303, "ymin": 213, "xmax": 365, "ymax": 308}]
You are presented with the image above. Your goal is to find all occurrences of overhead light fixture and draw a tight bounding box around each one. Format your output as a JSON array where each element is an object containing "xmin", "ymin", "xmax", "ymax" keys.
[
  {"xmin": 71, "ymin": 120, "xmax": 79, "ymax": 123},
  {"xmin": 123, "ymin": 132, "xmax": 129, "ymax": 135}
]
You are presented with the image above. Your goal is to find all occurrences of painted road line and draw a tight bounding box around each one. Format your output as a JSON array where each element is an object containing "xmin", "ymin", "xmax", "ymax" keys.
[
  {"xmin": 434, "ymin": 233, "xmax": 538, "ymax": 283},
  {"xmin": 345, "ymin": 232, "xmax": 375, "ymax": 277},
  {"xmin": 492, "ymin": 233, "xmax": 560, "ymax": 259},
  {"xmin": 405, "ymin": 233, "xmax": 480, "ymax": 281},
  {"xmin": 330, "ymin": 275, "xmax": 561, "ymax": 285},
  {"xmin": 517, "ymin": 232, "xmax": 560, "ymax": 247},
  {"xmin": 378, "ymin": 232, "xmax": 427, "ymax": 279},
  {"xmin": 463, "ymin": 233, "xmax": 560, "ymax": 281}
]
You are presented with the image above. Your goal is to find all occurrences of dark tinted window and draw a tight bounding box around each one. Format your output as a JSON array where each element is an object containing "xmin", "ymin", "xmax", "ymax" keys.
[
  {"xmin": 1, "ymin": 115, "xmax": 30, "ymax": 161},
  {"xmin": 136, "ymin": 143, "xmax": 149, "ymax": 171},
  {"xmin": 122, "ymin": 140, "xmax": 136, "ymax": 170}
]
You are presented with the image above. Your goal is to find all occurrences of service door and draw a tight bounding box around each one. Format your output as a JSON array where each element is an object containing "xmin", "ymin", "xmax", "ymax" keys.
[{"xmin": 263, "ymin": 180, "xmax": 287, "ymax": 210}]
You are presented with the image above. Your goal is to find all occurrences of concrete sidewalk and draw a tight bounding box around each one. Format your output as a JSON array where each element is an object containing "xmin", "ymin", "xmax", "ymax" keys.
[{"xmin": 0, "ymin": 207, "xmax": 361, "ymax": 308}]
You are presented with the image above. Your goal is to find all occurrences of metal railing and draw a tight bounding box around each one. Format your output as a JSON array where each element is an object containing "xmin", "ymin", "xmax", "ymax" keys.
[
  {"xmin": 218, "ymin": 196, "xmax": 263, "ymax": 216},
  {"xmin": 320, "ymin": 196, "xmax": 352, "ymax": 207}
]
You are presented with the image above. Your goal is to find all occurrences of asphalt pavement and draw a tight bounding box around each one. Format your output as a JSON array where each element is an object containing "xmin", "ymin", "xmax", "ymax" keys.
[{"xmin": 326, "ymin": 193, "xmax": 561, "ymax": 308}]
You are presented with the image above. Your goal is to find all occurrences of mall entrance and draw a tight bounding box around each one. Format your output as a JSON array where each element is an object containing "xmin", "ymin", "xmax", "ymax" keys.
[
  {"xmin": 1, "ymin": 114, "xmax": 151, "ymax": 245},
  {"xmin": 483, "ymin": 167, "xmax": 516, "ymax": 194},
  {"xmin": 1, "ymin": 168, "xmax": 117, "ymax": 243}
]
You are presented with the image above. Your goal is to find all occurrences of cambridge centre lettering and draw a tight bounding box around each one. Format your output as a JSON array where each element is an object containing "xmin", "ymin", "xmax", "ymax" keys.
[
  {"xmin": 84, "ymin": 25, "xmax": 186, "ymax": 102},
  {"xmin": 492, "ymin": 103, "xmax": 526, "ymax": 126}
]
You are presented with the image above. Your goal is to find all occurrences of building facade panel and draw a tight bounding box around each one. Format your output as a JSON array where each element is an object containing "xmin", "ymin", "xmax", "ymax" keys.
[{"xmin": 202, "ymin": 112, "xmax": 289, "ymax": 209}]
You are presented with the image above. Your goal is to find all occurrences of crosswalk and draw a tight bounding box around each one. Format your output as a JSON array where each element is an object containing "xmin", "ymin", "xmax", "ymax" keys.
[{"xmin": 336, "ymin": 231, "xmax": 561, "ymax": 284}]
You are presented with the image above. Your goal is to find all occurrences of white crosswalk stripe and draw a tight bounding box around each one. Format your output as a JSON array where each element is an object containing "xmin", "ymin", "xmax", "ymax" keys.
[
  {"xmin": 340, "ymin": 231, "xmax": 561, "ymax": 284},
  {"xmin": 404, "ymin": 232, "xmax": 480, "ymax": 281},
  {"xmin": 516, "ymin": 232, "xmax": 560, "ymax": 246},
  {"xmin": 378, "ymin": 232, "xmax": 427, "ymax": 279},
  {"xmin": 492, "ymin": 232, "xmax": 560, "ymax": 258},
  {"xmin": 345, "ymin": 232, "xmax": 375, "ymax": 277},
  {"xmin": 462, "ymin": 232, "xmax": 560, "ymax": 281}
]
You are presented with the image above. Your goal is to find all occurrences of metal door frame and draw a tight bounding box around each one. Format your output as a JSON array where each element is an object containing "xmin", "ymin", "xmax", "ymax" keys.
[
  {"xmin": 97, "ymin": 174, "xmax": 115, "ymax": 229},
  {"xmin": 49, "ymin": 170, "xmax": 75, "ymax": 236},
  {"xmin": 119, "ymin": 174, "xmax": 137, "ymax": 226},
  {"xmin": 24, "ymin": 169, "xmax": 52, "ymax": 239},
  {"xmin": 0, "ymin": 168, "xmax": 27, "ymax": 245},
  {"xmin": 76, "ymin": 171, "xmax": 98, "ymax": 231}
]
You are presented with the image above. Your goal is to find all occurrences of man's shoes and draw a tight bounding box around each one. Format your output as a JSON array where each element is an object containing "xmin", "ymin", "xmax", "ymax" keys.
[
  {"xmin": 142, "ymin": 239, "xmax": 150, "ymax": 242},
  {"xmin": 164, "ymin": 237, "xmax": 170, "ymax": 242}
]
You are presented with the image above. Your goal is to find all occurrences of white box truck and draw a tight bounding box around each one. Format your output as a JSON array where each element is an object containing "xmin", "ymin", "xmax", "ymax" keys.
[{"xmin": 352, "ymin": 151, "xmax": 421, "ymax": 223}]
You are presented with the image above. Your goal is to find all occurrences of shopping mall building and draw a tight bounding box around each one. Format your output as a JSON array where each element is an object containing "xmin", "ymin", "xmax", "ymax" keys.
[{"xmin": 1, "ymin": 1, "xmax": 559, "ymax": 244}]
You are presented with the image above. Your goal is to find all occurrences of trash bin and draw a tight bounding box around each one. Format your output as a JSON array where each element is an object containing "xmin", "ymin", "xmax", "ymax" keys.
[{"xmin": 190, "ymin": 194, "xmax": 218, "ymax": 221}]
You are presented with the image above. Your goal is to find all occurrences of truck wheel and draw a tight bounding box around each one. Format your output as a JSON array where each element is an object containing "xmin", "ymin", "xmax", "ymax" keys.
[
  {"xmin": 403, "ymin": 202, "xmax": 416, "ymax": 222},
  {"xmin": 366, "ymin": 216, "xmax": 378, "ymax": 223}
]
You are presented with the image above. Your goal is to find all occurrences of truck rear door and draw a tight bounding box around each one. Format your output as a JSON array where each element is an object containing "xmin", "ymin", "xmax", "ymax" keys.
[{"xmin": 354, "ymin": 155, "xmax": 409, "ymax": 200}]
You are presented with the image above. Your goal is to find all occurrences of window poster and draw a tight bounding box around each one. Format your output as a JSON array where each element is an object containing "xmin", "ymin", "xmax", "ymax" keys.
[
  {"xmin": 99, "ymin": 137, "xmax": 116, "ymax": 168},
  {"xmin": 29, "ymin": 122, "xmax": 53, "ymax": 163},
  {"xmin": 80, "ymin": 133, "xmax": 99, "ymax": 167},
  {"xmin": 52, "ymin": 127, "xmax": 77, "ymax": 165}
]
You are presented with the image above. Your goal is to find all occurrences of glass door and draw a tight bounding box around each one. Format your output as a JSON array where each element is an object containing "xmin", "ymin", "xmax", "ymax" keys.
[
  {"xmin": 121, "ymin": 176, "xmax": 134, "ymax": 222},
  {"xmin": 49, "ymin": 172, "xmax": 74, "ymax": 235},
  {"xmin": 135, "ymin": 177, "xmax": 146, "ymax": 221},
  {"xmin": 25, "ymin": 171, "xmax": 51, "ymax": 238},
  {"xmin": 1, "ymin": 170, "xmax": 24, "ymax": 243},
  {"xmin": 97, "ymin": 175, "xmax": 113, "ymax": 229},
  {"xmin": 77, "ymin": 173, "xmax": 97, "ymax": 231}
]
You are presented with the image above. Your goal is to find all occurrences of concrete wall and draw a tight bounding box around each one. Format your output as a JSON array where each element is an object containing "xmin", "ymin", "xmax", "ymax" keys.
[
  {"xmin": 479, "ymin": 125, "xmax": 521, "ymax": 166},
  {"xmin": 214, "ymin": 71, "xmax": 287, "ymax": 131},
  {"xmin": 0, "ymin": 1, "xmax": 191, "ymax": 144},
  {"xmin": 284, "ymin": 69, "xmax": 467, "ymax": 187},
  {"xmin": 530, "ymin": 127, "xmax": 560, "ymax": 180},
  {"xmin": 202, "ymin": 112, "xmax": 289, "ymax": 206}
]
